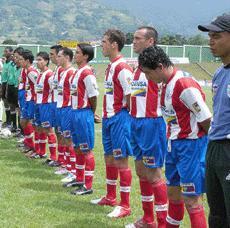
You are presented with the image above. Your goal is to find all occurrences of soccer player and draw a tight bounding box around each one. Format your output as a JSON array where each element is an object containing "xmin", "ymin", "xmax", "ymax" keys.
[
  {"xmin": 91, "ymin": 29, "xmax": 133, "ymax": 218},
  {"xmin": 48, "ymin": 45, "xmax": 64, "ymax": 167},
  {"xmin": 138, "ymin": 46, "xmax": 212, "ymax": 228},
  {"xmin": 126, "ymin": 27, "xmax": 167, "ymax": 228},
  {"xmin": 1, "ymin": 47, "xmax": 14, "ymax": 128},
  {"xmin": 64, "ymin": 43, "xmax": 99, "ymax": 195},
  {"xmin": 32, "ymin": 51, "xmax": 57, "ymax": 161},
  {"xmin": 54, "ymin": 47, "xmax": 75, "ymax": 181},
  {"xmin": 198, "ymin": 14, "xmax": 230, "ymax": 228}
]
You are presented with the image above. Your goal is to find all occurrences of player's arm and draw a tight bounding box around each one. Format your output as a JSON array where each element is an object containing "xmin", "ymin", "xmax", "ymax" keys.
[
  {"xmin": 179, "ymin": 87, "xmax": 212, "ymax": 134},
  {"xmin": 28, "ymin": 71, "xmax": 38, "ymax": 84}
]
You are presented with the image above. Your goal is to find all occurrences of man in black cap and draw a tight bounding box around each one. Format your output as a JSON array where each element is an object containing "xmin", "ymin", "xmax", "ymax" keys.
[{"xmin": 198, "ymin": 13, "xmax": 230, "ymax": 228}]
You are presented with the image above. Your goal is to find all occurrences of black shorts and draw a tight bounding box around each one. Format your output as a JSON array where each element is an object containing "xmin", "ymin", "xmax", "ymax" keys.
[
  {"xmin": 1, "ymin": 82, "xmax": 7, "ymax": 99},
  {"xmin": 7, "ymin": 85, "xmax": 18, "ymax": 106}
]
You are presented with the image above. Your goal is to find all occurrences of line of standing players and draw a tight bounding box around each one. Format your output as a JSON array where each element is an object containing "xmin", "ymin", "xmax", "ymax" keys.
[{"xmin": 9, "ymin": 27, "xmax": 211, "ymax": 228}]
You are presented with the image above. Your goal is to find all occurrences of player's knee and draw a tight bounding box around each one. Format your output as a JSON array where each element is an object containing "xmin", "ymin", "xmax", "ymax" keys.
[{"xmin": 183, "ymin": 195, "xmax": 200, "ymax": 210}]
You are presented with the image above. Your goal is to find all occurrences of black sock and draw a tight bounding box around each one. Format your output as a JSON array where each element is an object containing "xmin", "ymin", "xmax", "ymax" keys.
[
  {"xmin": 11, "ymin": 112, "xmax": 17, "ymax": 129},
  {"xmin": 6, "ymin": 110, "xmax": 11, "ymax": 125}
]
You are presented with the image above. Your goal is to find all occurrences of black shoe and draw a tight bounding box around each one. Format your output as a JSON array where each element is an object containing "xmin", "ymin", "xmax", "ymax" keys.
[
  {"xmin": 48, "ymin": 160, "xmax": 61, "ymax": 167},
  {"xmin": 71, "ymin": 186, "xmax": 93, "ymax": 195},
  {"xmin": 63, "ymin": 180, "xmax": 83, "ymax": 188},
  {"xmin": 43, "ymin": 159, "xmax": 52, "ymax": 165}
]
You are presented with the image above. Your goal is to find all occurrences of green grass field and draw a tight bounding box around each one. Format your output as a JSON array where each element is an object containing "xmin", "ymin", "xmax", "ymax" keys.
[{"xmin": 0, "ymin": 63, "xmax": 214, "ymax": 227}]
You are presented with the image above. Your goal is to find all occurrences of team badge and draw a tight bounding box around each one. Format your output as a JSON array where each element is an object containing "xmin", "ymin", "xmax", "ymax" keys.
[
  {"xmin": 79, "ymin": 143, "xmax": 89, "ymax": 151},
  {"xmin": 181, "ymin": 183, "xmax": 195, "ymax": 194},
  {"xmin": 113, "ymin": 149, "xmax": 122, "ymax": 158},
  {"xmin": 192, "ymin": 102, "xmax": 201, "ymax": 113},
  {"xmin": 42, "ymin": 121, "xmax": 51, "ymax": 128},
  {"xmin": 143, "ymin": 156, "xmax": 155, "ymax": 166}
]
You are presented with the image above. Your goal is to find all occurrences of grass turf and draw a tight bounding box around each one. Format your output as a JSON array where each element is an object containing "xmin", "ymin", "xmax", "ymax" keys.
[{"xmin": 0, "ymin": 63, "xmax": 213, "ymax": 227}]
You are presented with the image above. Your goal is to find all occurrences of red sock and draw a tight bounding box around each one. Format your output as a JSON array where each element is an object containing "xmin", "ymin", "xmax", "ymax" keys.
[
  {"xmin": 65, "ymin": 147, "xmax": 71, "ymax": 172},
  {"xmin": 152, "ymin": 179, "xmax": 168, "ymax": 228},
  {"xmin": 39, "ymin": 132, "xmax": 47, "ymax": 156},
  {"xmin": 119, "ymin": 168, "xmax": 132, "ymax": 208},
  {"xmin": 106, "ymin": 165, "xmax": 118, "ymax": 200},
  {"xmin": 166, "ymin": 200, "xmax": 185, "ymax": 228},
  {"xmin": 69, "ymin": 146, "xmax": 76, "ymax": 176},
  {"xmin": 57, "ymin": 144, "xmax": 65, "ymax": 165},
  {"xmin": 85, "ymin": 152, "xmax": 95, "ymax": 190},
  {"xmin": 140, "ymin": 179, "xmax": 154, "ymax": 224},
  {"xmin": 34, "ymin": 131, "xmax": 40, "ymax": 154},
  {"xmin": 24, "ymin": 123, "xmax": 34, "ymax": 149},
  {"xmin": 187, "ymin": 205, "xmax": 207, "ymax": 228},
  {"xmin": 75, "ymin": 153, "xmax": 85, "ymax": 183},
  {"xmin": 48, "ymin": 132, "xmax": 57, "ymax": 161}
]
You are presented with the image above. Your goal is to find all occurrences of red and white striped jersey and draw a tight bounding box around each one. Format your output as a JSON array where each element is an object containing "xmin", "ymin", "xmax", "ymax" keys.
[
  {"xmin": 52, "ymin": 66, "xmax": 64, "ymax": 102},
  {"xmin": 70, "ymin": 65, "xmax": 99, "ymax": 110},
  {"xmin": 25, "ymin": 66, "xmax": 39, "ymax": 101},
  {"xmin": 57, "ymin": 66, "xmax": 75, "ymax": 108},
  {"xmin": 35, "ymin": 69, "xmax": 53, "ymax": 104},
  {"xmin": 18, "ymin": 68, "xmax": 27, "ymax": 91},
  {"xmin": 161, "ymin": 69, "xmax": 212, "ymax": 140},
  {"xmin": 130, "ymin": 67, "xmax": 162, "ymax": 118},
  {"xmin": 103, "ymin": 56, "xmax": 133, "ymax": 118}
]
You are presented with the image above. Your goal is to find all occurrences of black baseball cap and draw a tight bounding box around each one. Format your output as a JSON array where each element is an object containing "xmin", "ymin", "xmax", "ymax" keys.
[{"xmin": 198, "ymin": 14, "xmax": 230, "ymax": 32}]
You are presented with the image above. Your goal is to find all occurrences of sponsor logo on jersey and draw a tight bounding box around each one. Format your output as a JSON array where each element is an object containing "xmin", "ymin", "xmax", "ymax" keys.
[
  {"xmin": 131, "ymin": 81, "xmax": 147, "ymax": 97},
  {"xmin": 181, "ymin": 183, "xmax": 195, "ymax": 194},
  {"xmin": 104, "ymin": 81, "xmax": 113, "ymax": 95},
  {"xmin": 36, "ymin": 84, "xmax": 43, "ymax": 93}
]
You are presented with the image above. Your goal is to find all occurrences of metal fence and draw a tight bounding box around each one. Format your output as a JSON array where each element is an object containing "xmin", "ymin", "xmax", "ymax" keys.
[{"xmin": 0, "ymin": 43, "xmax": 216, "ymax": 63}]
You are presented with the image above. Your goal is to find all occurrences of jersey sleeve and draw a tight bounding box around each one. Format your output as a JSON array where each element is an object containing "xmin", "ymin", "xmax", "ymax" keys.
[
  {"xmin": 179, "ymin": 87, "xmax": 212, "ymax": 122},
  {"xmin": 28, "ymin": 71, "xmax": 38, "ymax": 84},
  {"xmin": 118, "ymin": 68, "xmax": 133, "ymax": 96},
  {"xmin": 84, "ymin": 74, "xmax": 99, "ymax": 98}
]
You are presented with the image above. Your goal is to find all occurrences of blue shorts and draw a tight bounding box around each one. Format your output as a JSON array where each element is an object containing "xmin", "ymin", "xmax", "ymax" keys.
[
  {"xmin": 165, "ymin": 136, "xmax": 207, "ymax": 196},
  {"xmin": 102, "ymin": 109, "xmax": 133, "ymax": 159},
  {"xmin": 131, "ymin": 117, "xmax": 167, "ymax": 168},
  {"xmin": 18, "ymin": 89, "xmax": 26, "ymax": 111},
  {"xmin": 23, "ymin": 100, "xmax": 35, "ymax": 120},
  {"xmin": 60, "ymin": 106, "xmax": 72, "ymax": 138},
  {"xmin": 71, "ymin": 108, "xmax": 94, "ymax": 152},
  {"xmin": 34, "ymin": 103, "xmax": 55, "ymax": 128}
]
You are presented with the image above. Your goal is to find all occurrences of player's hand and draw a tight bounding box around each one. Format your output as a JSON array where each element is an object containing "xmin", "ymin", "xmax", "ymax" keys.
[{"xmin": 94, "ymin": 113, "xmax": 102, "ymax": 123}]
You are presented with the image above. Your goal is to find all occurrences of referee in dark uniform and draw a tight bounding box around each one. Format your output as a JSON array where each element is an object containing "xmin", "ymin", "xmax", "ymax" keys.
[{"xmin": 198, "ymin": 13, "xmax": 230, "ymax": 228}]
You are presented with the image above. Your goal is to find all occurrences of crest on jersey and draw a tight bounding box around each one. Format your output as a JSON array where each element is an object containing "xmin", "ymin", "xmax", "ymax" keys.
[
  {"xmin": 192, "ymin": 102, "xmax": 201, "ymax": 113},
  {"xmin": 227, "ymin": 84, "xmax": 230, "ymax": 98}
]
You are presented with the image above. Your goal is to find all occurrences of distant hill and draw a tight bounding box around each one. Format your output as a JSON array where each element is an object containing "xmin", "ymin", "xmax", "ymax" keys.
[
  {"xmin": 98, "ymin": 0, "xmax": 230, "ymax": 36},
  {"xmin": 0, "ymin": 0, "xmax": 144, "ymax": 43}
]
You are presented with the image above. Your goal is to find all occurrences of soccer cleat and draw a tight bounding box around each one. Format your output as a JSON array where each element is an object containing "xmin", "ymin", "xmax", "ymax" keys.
[
  {"xmin": 32, "ymin": 154, "xmax": 47, "ymax": 159},
  {"xmin": 125, "ymin": 218, "xmax": 157, "ymax": 228},
  {"xmin": 63, "ymin": 179, "xmax": 84, "ymax": 188},
  {"xmin": 48, "ymin": 160, "xmax": 61, "ymax": 167},
  {"xmin": 43, "ymin": 159, "xmax": 52, "ymax": 165},
  {"xmin": 107, "ymin": 206, "xmax": 131, "ymax": 218},
  {"xmin": 90, "ymin": 196, "xmax": 117, "ymax": 207},
  {"xmin": 28, "ymin": 152, "xmax": 38, "ymax": 158},
  {"xmin": 71, "ymin": 185, "xmax": 93, "ymax": 195},
  {"xmin": 54, "ymin": 167, "xmax": 68, "ymax": 175},
  {"xmin": 61, "ymin": 173, "xmax": 75, "ymax": 183}
]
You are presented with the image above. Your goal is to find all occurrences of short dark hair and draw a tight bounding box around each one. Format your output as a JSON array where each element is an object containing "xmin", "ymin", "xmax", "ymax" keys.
[
  {"xmin": 37, "ymin": 51, "xmax": 50, "ymax": 65},
  {"xmin": 14, "ymin": 47, "xmax": 24, "ymax": 55},
  {"xmin": 77, "ymin": 43, "xmax": 94, "ymax": 62},
  {"xmin": 60, "ymin": 47, "xmax": 73, "ymax": 62},
  {"xmin": 21, "ymin": 49, "xmax": 34, "ymax": 64},
  {"xmin": 50, "ymin": 44, "xmax": 63, "ymax": 54},
  {"xmin": 5, "ymin": 46, "xmax": 13, "ymax": 52},
  {"xmin": 138, "ymin": 46, "xmax": 172, "ymax": 70},
  {"xmin": 104, "ymin": 29, "xmax": 126, "ymax": 51},
  {"xmin": 137, "ymin": 26, "xmax": 158, "ymax": 44}
]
